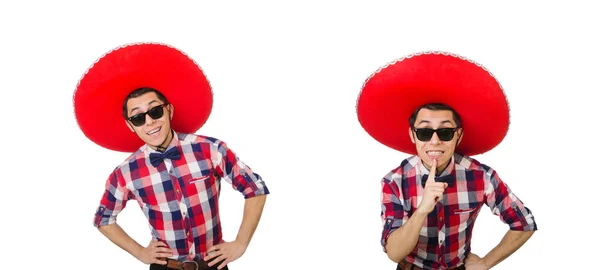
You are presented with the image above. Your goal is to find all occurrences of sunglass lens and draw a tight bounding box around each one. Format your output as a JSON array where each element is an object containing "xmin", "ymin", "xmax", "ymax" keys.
[
  {"xmin": 437, "ymin": 128, "xmax": 455, "ymax": 141},
  {"xmin": 148, "ymin": 105, "xmax": 165, "ymax": 120},
  {"xmin": 416, "ymin": 129, "xmax": 434, "ymax": 141},
  {"xmin": 130, "ymin": 114, "xmax": 146, "ymax": 127}
]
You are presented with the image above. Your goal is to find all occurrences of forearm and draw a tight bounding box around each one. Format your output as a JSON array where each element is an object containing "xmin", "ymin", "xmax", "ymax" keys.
[
  {"xmin": 385, "ymin": 211, "xmax": 428, "ymax": 263},
  {"xmin": 482, "ymin": 230, "xmax": 535, "ymax": 268},
  {"xmin": 98, "ymin": 223, "xmax": 144, "ymax": 259},
  {"xmin": 235, "ymin": 195, "xmax": 267, "ymax": 246}
]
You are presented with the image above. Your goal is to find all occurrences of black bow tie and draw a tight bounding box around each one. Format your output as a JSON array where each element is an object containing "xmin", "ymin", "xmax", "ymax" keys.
[
  {"xmin": 421, "ymin": 173, "xmax": 455, "ymax": 188},
  {"xmin": 149, "ymin": 147, "xmax": 181, "ymax": 167}
]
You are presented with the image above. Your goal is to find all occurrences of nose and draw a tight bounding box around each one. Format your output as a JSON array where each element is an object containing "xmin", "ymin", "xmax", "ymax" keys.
[
  {"xmin": 429, "ymin": 132, "xmax": 441, "ymax": 145},
  {"xmin": 145, "ymin": 113, "xmax": 156, "ymax": 125}
]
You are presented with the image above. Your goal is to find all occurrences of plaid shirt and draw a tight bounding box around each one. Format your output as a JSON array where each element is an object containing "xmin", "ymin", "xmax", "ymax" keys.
[
  {"xmin": 381, "ymin": 153, "xmax": 537, "ymax": 270},
  {"xmin": 93, "ymin": 132, "xmax": 269, "ymax": 261}
]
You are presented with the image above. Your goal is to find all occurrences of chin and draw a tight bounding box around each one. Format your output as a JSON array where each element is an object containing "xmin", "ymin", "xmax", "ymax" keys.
[
  {"xmin": 420, "ymin": 155, "xmax": 450, "ymax": 168},
  {"xmin": 144, "ymin": 135, "xmax": 167, "ymax": 147}
]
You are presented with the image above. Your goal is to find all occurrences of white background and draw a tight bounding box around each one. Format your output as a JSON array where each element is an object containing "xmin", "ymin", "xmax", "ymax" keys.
[{"xmin": 1, "ymin": 1, "xmax": 597, "ymax": 269}]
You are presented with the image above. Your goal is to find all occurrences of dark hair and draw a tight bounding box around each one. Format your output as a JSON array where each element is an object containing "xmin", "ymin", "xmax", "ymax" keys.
[
  {"xmin": 122, "ymin": 87, "xmax": 169, "ymax": 118},
  {"xmin": 408, "ymin": 103, "xmax": 462, "ymax": 128}
]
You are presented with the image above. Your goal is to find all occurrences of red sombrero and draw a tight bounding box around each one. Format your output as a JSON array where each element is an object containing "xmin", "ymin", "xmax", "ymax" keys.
[
  {"xmin": 356, "ymin": 51, "xmax": 510, "ymax": 156},
  {"xmin": 73, "ymin": 42, "xmax": 212, "ymax": 152}
]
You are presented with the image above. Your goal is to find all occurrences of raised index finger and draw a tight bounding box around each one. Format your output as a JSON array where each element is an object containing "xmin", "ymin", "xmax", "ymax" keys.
[{"xmin": 427, "ymin": 159, "xmax": 438, "ymax": 182}]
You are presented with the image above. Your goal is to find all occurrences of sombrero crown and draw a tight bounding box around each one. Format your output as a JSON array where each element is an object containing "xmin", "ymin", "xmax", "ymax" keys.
[
  {"xmin": 356, "ymin": 51, "xmax": 510, "ymax": 156},
  {"xmin": 73, "ymin": 42, "xmax": 213, "ymax": 152}
]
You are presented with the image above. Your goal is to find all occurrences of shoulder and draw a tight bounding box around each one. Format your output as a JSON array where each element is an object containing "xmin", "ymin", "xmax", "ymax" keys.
[
  {"xmin": 382, "ymin": 155, "xmax": 419, "ymax": 185},
  {"xmin": 107, "ymin": 148, "xmax": 145, "ymax": 184},
  {"xmin": 176, "ymin": 132, "xmax": 226, "ymax": 147},
  {"xmin": 175, "ymin": 132, "xmax": 232, "ymax": 160},
  {"xmin": 454, "ymin": 153, "xmax": 498, "ymax": 178},
  {"xmin": 114, "ymin": 148, "xmax": 145, "ymax": 171}
]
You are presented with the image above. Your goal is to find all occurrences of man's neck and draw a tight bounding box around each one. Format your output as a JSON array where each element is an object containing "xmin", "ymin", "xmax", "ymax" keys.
[{"xmin": 151, "ymin": 130, "xmax": 174, "ymax": 152}]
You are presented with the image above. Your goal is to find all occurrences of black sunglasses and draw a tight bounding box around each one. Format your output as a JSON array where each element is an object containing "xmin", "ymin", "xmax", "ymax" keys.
[
  {"xmin": 413, "ymin": 127, "xmax": 459, "ymax": 142},
  {"xmin": 127, "ymin": 104, "xmax": 169, "ymax": 127}
]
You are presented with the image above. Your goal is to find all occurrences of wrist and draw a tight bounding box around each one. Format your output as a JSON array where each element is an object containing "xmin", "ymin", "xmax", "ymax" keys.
[
  {"xmin": 414, "ymin": 208, "xmax": 430, "ymax": 219},
  {"xmin": 482, "ymin": 256, "xmax": 492, "ymax": 268},
  {"xmin": 234, "ymin": 237, "xmax": 250, "ymax": 247},
  {"xmin": 132, "ymin": 244, "xmax": 144, "ymax": 260}
]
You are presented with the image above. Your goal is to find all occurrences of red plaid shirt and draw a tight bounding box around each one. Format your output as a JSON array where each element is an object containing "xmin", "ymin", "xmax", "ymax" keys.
[
  {"xmin": 93, "ymin": 132, "xmax": 269, "ymax": 261},
  {"xmin": 381, "ymin": 154, "xmax": 537, "ymax": 269}
]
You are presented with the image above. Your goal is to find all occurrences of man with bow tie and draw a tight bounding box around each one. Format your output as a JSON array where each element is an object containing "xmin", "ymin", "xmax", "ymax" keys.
[
  {"xmin": 356, "ymin": 52, "xmax": 537, "ymax": 270},
  {"xmin": 75, "ymin": 43, "xmax": 269, "ymax": 270}
]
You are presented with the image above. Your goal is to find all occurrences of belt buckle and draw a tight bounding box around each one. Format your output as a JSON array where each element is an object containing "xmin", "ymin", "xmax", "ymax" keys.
[{"xmin": 181, "ymin": 260, "xmax": 199, "ymax": 270}]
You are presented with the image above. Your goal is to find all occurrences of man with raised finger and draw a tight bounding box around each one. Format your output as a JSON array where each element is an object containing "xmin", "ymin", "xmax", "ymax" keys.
[
  {"xmin": 356, "ymin": 52, "xmax": 537, "ymax": 270},
  {"xmin": 74, "ymin": 43, "xmax": 269, "ymax": 270}
]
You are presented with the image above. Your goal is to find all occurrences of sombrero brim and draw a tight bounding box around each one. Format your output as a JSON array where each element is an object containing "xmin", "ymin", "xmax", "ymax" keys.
[
  {"xmin": 73, "ymin": 42, "xmax": 212, "ymax": 152},
  {"xmin": 356, "ymin": 51, "xmax": 509, "ymax": 156}
]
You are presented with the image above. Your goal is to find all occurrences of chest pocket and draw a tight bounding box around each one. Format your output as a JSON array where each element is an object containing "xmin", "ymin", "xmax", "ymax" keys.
[
  {"xmin": 181, "ymin": 169, "xmax": 217, "ymax": 193},
  {"xmin": 189, "ymin": 175, "xmax": 210, "ymax": 184},
  {"xmin": 451, "ymin": 205, "xmax": 480, "ymax": 231},
  {"xmin": 178, "ymin": 150, "xmax": 217, "ymax": 191},
  {"xmin": 453, "ymin": 207, "xmax": 478, "ymax": 215}
]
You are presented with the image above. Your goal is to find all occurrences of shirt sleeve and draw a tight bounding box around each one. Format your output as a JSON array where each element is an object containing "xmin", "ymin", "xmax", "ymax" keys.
[
  {"xmin": 93, "ymin": 170, "xmax": 130, "ymax": 227},
  {"xmin": 484, "ymin": 169, "xmax": 537, "ymax": 231},
  {"xmin": 380, "ymin": 174, "xmax": 409, "ymax": 252},
  {"xmin": 213, "ymin": 140, "xmax": 269, "ymax": 199}
]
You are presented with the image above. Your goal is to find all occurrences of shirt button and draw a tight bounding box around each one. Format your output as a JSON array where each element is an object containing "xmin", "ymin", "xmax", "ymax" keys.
[
  {"xmin": 439, "ymin": 240, "xmax": 443, "ymax": 244},
  {"xmin": 439, "ymin": 217, "xmax": 443, "ymax": 222},
  {"xmin": 186, "ymin": 231, "xmax": 190, "ymax": 236},
  {"xmin": 176, "ymin": 189, "xmax": 180, "ymax": 193}
]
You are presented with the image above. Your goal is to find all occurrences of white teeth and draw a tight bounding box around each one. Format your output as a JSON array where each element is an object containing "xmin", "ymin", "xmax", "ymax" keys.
[
  {"xmin": 147, "ymin": 127, "xmax": 160, "ymax": 135},
  {"xmin": 427, "ymin": 151, "xmax": 443, "ymax": 156}
]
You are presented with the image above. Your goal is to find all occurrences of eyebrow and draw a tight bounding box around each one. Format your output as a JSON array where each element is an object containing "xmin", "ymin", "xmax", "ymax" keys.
[
  {"xmin": 130, "ymin": 100, "xmax": 159, "ymax": 114},
  {"xmin": 417, "ymin": 120, "xmax": 453, "ymax": 125}
]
